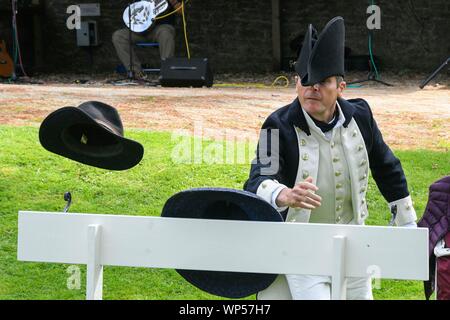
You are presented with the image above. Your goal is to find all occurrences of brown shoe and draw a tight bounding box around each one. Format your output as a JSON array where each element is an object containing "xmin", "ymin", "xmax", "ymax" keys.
[{"xmin": 135, "ymin": 71, "xmax": 148, "ymax": 81}]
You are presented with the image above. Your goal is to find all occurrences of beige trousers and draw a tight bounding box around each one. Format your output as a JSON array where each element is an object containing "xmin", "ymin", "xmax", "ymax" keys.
[
  {"xmin": 112, "ymin": 24, "xmax": 176, "ymax": 73},
  {"xmin": 285, "ymin": 274, "xmax": 373, "ymax": 300}
]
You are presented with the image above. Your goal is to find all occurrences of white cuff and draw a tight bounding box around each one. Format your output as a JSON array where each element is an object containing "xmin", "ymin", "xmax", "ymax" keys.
[
  {"xmin": 271, "ymin": 185, "xmax": 289, "ymax": 212},
  {"xmin": 434, "ymin": 239, "xmax": 450, "ymax": 257},
  {"xmin": 388, "ymin": 195, "xmax": 417, "ymax": 226},
  {"xmin": 256, "ymin": 179, "xmax": 288, "ymax": 212}
]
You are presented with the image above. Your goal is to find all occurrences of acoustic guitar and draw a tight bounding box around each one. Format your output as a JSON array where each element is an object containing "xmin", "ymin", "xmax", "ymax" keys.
[
  {"xmin": 0, "ymin": 40, "xmax": 14, "ymax": 78},
  {"xmin": 123, "ymin": 0, "xmax": 170, "ymax": 33}
]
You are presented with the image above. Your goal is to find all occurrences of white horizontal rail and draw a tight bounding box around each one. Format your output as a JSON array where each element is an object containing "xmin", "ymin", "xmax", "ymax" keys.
[{"xmin": 17, "ymin": 211, "xmax": 429, "ymax": 280}]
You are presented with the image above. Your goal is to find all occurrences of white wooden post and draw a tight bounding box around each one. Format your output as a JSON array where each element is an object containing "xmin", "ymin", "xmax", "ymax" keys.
[
  {"xmin": 331, "ymin": 235, "xmax": 347, "ymax": 300},
  {"xmin": 86, "ymin": 224, "xmax": 103, "ymax": 300}
]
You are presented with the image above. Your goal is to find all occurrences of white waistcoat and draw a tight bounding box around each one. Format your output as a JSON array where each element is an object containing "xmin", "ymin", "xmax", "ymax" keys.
[
  {"xmin": 299, "ymin": 108, "xmax": 354, "ymax": 224},
  {"xmin": 282, "ymin": 104, "xmax": 370, "ymax": 226}
]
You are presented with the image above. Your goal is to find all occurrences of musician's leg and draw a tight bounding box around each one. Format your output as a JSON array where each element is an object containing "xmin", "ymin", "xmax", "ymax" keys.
[
  {"xmin": 112, "ymin": 28, "xmax": 146, "ymax": 73},
  {"xmin": 149, "ymin": 24, "xmax": 176, "ymax": 60}
]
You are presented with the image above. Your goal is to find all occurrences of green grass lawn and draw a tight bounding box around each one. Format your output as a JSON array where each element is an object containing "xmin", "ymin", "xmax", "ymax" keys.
[{"xmin": 0, "ymin": 125, "xmax": 449, "ymax": 300}]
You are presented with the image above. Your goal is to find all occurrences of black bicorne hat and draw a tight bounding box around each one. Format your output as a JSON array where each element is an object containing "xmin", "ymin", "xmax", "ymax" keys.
[
  {"xmin": 39, "ymin": 101, "xmax": 144, "ymax": 170},
  {"xmin": 161, "ymin": 187, "xmax": 284, "ymax": 298},
  {"xmin": 295, "ymin": 16, "xmax": 345, "ymax": 86}
]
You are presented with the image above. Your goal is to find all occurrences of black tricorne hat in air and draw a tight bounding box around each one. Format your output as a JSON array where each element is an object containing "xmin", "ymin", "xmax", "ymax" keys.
[
  {"xmin": 161, "ymin": 187, "xmax": 284, "ymax": 298},
  {"xmin": 39, "ymin": 101, "xmax": 144, "ymax": 170},
  {"xmin": 295, "ymin": 16, "xmax": 346, "ymax": 86}
]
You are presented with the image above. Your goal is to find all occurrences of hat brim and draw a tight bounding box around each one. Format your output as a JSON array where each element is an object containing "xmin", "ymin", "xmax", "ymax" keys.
[
  {"xmin": 39, "ymin": 107, "xmax": 144, "ymax": 170},
  {"xmin": 161, "ymin": 188, "xmax": 283, "ymax": 298}
]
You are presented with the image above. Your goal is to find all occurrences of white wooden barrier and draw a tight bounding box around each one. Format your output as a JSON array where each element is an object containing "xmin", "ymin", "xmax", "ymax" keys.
[{"xmin": 17, "ymin": 211, "xmax": 429, "ymax": 300}]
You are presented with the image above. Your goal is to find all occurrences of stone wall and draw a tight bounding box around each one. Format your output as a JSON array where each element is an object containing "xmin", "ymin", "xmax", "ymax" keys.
[
  {"xmin": 280, "ymin": 0, "xmax": 450, "ymax": 73},
  {"xmin": 0, "ymin": 0, "xmax": 448, "ymax": 74}
]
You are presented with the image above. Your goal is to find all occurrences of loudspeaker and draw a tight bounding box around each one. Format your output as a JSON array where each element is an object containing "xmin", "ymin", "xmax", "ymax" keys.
[{"xmin": 160, "ymin": 57, "xmax": 213, "ymax": 87}]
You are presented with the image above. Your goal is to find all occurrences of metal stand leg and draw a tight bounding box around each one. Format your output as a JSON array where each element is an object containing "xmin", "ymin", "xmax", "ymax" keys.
[
  {"xmin": 419, "ymin": 57, "xmax": 449, "ymax": 89},
  {"xmin": 347, "ymin": 72, "xmax": 393, "ymax": 87},
  {"xmin": 86, "ymin": 224, "xmax": 103, "ymax": 300},
  {"xmin": 331, "ymin": 235, "xmax": 347, "ymax": 300}
]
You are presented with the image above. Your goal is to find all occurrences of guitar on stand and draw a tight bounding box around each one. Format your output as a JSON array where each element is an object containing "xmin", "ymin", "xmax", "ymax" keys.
[
  {"xmin": 123, "ymin": 0, "xmax": 170, "ymax": 33},
  {"xmin": 0, "ymin": 40, "xmax": 14, "ymax": 78}
]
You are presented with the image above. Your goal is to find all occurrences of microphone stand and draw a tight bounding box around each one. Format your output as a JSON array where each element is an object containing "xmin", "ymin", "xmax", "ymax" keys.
[
  {"xmin": 127, "ymin": 0, "xmax": 134, "ymax": 80},
  {"xmin": 347, "ymin": 30, "xmax": 392, "ymax": 87},
  {"xmin": 10, "ymin": 0, "xmax": 18, "ymax": 81}
]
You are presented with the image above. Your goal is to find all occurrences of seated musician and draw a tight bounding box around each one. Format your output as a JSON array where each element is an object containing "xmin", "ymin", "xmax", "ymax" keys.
[{"xmin": 112, "ymin": 0, "xmax": 182, "ymax": 80}]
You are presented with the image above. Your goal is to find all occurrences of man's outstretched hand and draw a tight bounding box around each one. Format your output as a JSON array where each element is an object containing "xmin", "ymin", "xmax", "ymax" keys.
[{"xmin": 276, "ymin": 177, "xmax": 322, "ymax": 209}]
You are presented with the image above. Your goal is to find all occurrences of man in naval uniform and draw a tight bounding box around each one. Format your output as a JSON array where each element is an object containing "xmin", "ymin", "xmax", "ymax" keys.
[{"xmin": 243, "ymin": 16, "xmax": 417, "ymax": 300}]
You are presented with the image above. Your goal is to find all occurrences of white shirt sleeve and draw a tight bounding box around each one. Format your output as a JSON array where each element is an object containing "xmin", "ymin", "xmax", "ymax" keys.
[
  {"xmin": 256, "ymin": 179, "xmax": 289, "ymax": 213},
  {"xmin": 271, "ymin": 185, "xmax": 289, "ymax": 212}
]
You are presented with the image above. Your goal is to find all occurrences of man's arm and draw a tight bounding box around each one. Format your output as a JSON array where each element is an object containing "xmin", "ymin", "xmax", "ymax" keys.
[
  {"xmin": 244, "ymin": 117, "xmax": 289, "ymax": 213},
  {"xmin": 167, "ymin": 0, "xmax": 183, "ymax": 14},
  {"xmin": 244, "ymin": 113, "xmax": 322, "ymax": 214}
]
